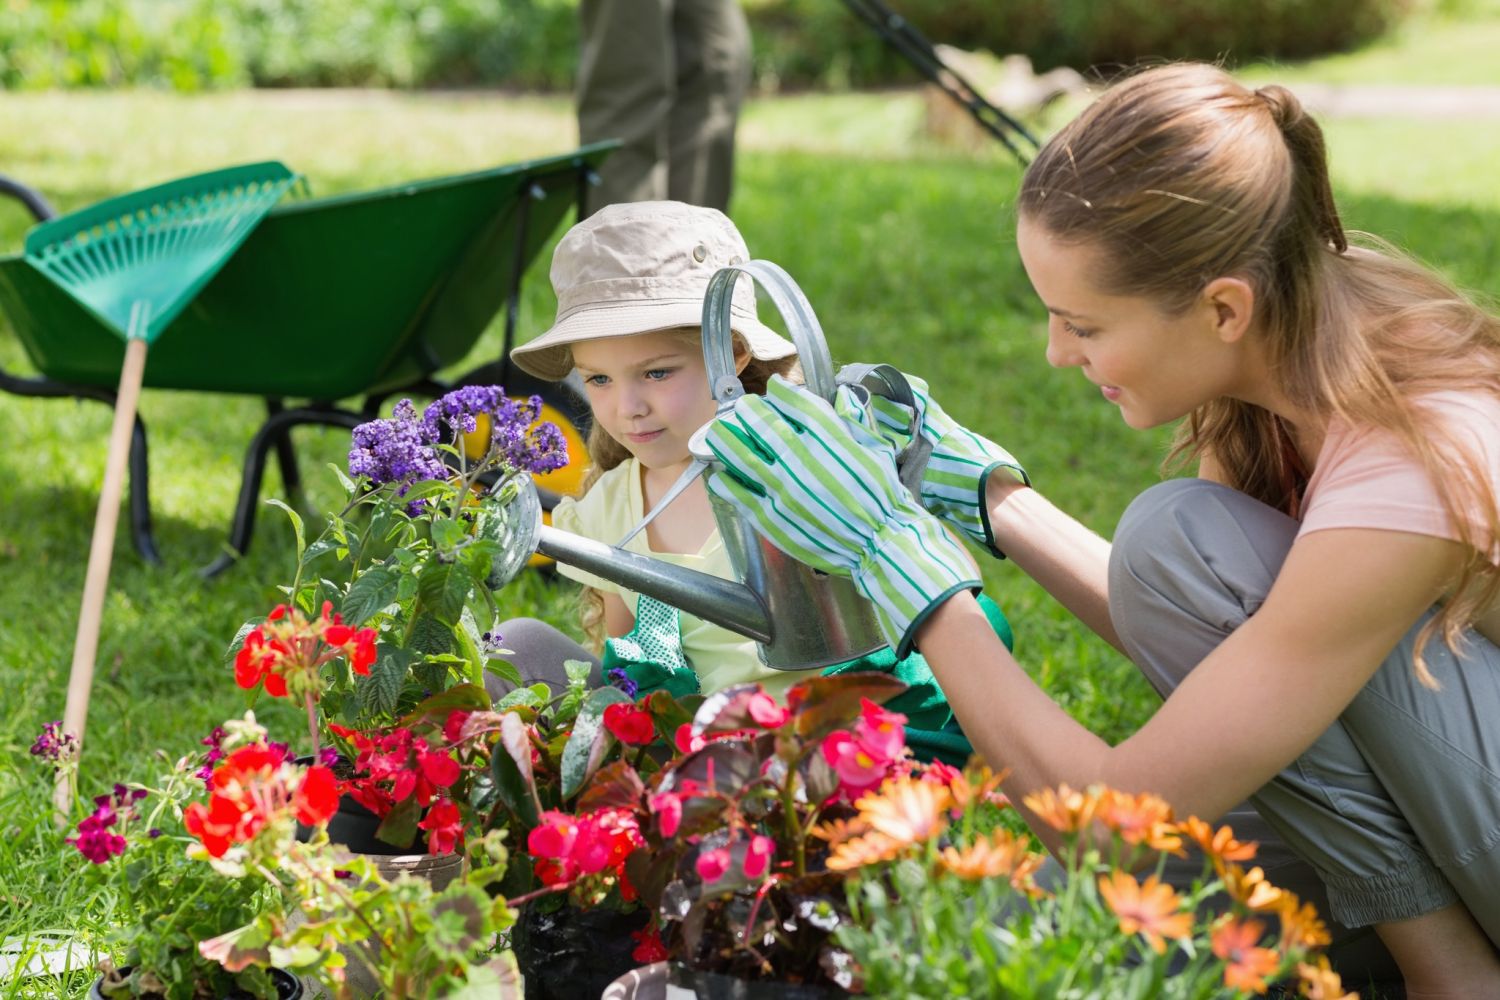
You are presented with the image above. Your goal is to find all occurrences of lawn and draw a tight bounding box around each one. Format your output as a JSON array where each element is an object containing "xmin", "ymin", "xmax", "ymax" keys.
[{"xmin": 2, "ymin": 62, "xmax": 1499, "ymax": 997}]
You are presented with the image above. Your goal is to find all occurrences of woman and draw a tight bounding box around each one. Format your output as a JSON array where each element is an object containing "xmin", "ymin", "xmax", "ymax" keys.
[{"xmin": 701, "ymin": 63, "xmax": 1500, "ymax": 996}]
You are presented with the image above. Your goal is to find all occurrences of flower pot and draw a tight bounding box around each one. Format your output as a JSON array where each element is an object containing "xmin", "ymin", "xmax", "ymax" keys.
[
  {"xmin": 90, "ymin": 965, "xmax": 302, "ymax": 999},
  {"xmin": 511, "ymin": 899, "xmax": 650, "ymax": 1000},
  {"xmin": 602, "ymin": 962, "xmax": 848, "ymax": 1000},
  {"xmin": 296, "ymin": 789, "xmax": 430, "ymax": 855}
]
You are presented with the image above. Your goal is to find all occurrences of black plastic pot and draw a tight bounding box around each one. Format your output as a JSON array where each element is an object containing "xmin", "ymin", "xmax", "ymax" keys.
[
  {"xmin": 293, "ymin": 755, "xmax": 426, "ymax": 855},
  {"xmin": 511, "ymin": 899, "xmax": 650, "ymax": 1000},
  {"xmin": 602, "ymin": 962, "xmax": 847, "ymax": 1000},
  {"xmin": 90, "ymin": 966, "xmax": 302, "ymax": 1000}
]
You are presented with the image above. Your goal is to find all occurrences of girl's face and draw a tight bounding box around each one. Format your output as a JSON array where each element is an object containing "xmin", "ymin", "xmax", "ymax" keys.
[
  {"xmin": 573, "ymin": 329, "xmax": 718, "ymax": 473},
  {"xmin": 1016, "ymin": 218, "xmax": 1249, "ymax": 430}
]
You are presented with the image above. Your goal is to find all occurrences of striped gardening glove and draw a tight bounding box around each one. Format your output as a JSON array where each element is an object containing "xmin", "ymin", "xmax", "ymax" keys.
[
  {"xmin": 700, "ymin": 375, "xmax": 980, "ymax": 658},
  {"xmin": 835, "ymin": 372, "xmax": 1027, "ymax": 558}
]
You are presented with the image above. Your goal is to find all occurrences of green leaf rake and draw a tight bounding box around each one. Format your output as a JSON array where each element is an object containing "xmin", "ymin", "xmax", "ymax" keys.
[{"xmin": 23, "ymin": 161, "xmax": 298, "ymax": 814}]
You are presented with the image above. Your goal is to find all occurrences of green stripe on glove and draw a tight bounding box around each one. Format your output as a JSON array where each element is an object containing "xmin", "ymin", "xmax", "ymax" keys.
[
  {"xmin": 702, "ymin": 375, "xmax": 981, "ymax": 658},
  {"xmin": 835, "ymin": 372, "xmax": 1026, "ymax": 559}
]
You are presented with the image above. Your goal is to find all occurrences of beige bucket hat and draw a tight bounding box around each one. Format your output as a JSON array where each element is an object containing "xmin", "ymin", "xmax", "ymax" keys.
[{"xmin": 510, "ymin": 200, "xmax": 797, "ymax": 381}]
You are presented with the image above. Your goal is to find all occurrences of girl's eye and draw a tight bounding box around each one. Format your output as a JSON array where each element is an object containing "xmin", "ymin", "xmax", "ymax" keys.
[
  {"xmin": 644, "ymin": 368, "xmax": 674, "ymax": 381},
  {"xmin": 582, "ymin": 374, "xmax": 609, "ymax": 387}
]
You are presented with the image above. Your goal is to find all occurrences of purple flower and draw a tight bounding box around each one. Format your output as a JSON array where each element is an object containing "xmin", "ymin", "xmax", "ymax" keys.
[
  {"xmin": 317, "ymin": 746, "xmax": 341, "ymax": 768},
  {"xmin": 197, "ymin": 725, "xmax": 228, "ymax": 784},
  {"xmin": 424, "ymin": 387, "xmax": 570, "ymax": 476},
  {"xmin": 424, "ymin": 385, "xmax": 505, "ymax": 439},
  {"xmin": 29, "ymin": 721, "xmax": 78, "ymax": 771},
  {"xmin": 68, "ymin": 798, "xmax": 128, "ymax": 864},
  {"xmin": 348, "ymin": 400, "xmax": 447, "ymax": 500},
  {"xmin": 607, "ymin": 667, "xmax": 639, "ymax": 699}
]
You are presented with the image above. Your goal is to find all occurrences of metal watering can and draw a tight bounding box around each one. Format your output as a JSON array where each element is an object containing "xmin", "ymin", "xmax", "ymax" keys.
[{"xmin": 486, "ymin": 260, "xmax": 928, "ymax": 671}]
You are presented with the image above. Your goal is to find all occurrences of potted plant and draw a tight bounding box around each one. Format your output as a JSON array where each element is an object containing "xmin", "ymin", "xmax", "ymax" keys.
[
  {"xmin": 181, "ymin": 714, "xmax": 522, "ymax": 999},
  {"xmin": 31, "ymin": 718, "xmax": 301, "ymax": 999},
  {"xmin": 227, "ymin": 386, "xmax": 568, "ymax": 856},
  {"xmin": 828, "ymin": 775, "xmax": 1359, "ymax": 999},
  {"xmin": 538, "ymin": 671, "xmax": 918, "ymax": 998}
]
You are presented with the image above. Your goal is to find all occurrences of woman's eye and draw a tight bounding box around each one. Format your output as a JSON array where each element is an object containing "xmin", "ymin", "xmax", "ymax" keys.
[{"xmin": 1064, "ymin": 321, "xmax": 1095, "ymax": 338}]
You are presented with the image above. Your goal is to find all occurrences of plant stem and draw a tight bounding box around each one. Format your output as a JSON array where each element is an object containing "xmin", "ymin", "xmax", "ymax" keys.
[
  {"xmin": 781, "ymin": 776, "xmax": 806, "ymax": 877},
  {"xmin": 305, "ymin": 692, "xmax": 321, "ymax": 756},
  {"xmin": 505, "ymin": 881, "xmax": 575, "ymax": 909}
]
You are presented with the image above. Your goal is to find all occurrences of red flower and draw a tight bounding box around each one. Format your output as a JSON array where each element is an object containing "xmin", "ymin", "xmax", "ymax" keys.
[
  {"xmin": 417, "ymin": 798, "xmax": 463, "ymax": 855},
  {"xmin": 603, "ymin": 702, "xmax": 656, "ymax": 746},
  {"xmin": 529, "ymin": 811, "xmax": 581, "ymax": 860},
  {"xmin": 294, "ymin": 765, "xmax": 340, "ymax": 827},
  {"xmin": 747, "ymin": 692, "xmax": 789, "ymax": 729},
  {"xmin": 231, "ymin": 603, "xmax": 378, "ymax": 698},
  {"xmin": 675, "ymin": 723, "xmax": 705, "ymax": 754},
  {"xmin": 630, "ymin": 923, "xmax": 669, "ymax": 963}
]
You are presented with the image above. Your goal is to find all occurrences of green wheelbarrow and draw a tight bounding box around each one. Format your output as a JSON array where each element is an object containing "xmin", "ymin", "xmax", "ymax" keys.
[{"xmin": 0, "ymin": 143, "xmax": 612, "ymax": 575}]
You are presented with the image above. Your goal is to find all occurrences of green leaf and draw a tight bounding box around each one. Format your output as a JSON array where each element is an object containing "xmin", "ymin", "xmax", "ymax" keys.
[
  {"xmin": 408, "ymin": 613, "xmax": 455, "ymax": 656},
  {"xmin": 428, "ymin": 885, "xmax": 490, "ymax": 961},
  {"xmin": 431, "ymin": 517, "xmax": 468, "ymax": 551},
  {"xmin": 330, "ymin": 462, "xmax": 357, "ymax": 498},
  {"xmin": 223, "ymin": 617, "xmax": 265, "ymax": 671},
  {"xmin": 494, "ymin": 684, "xmax": 547, "ymax": 711},
  {"xmin": 375, "ymin": 794, "xmax": 422, "ymax": 849},
  {"xmin": 341, "ymin": 565, "xmax": 400, "ymax": 625},
  {"xmin": 302, "ymin": 536, "xmax": 341, "ymax": 565},
  {"xmin": 397, "ymin": 683, "xmax": 489, "ymax": 728},
  {"xmin": 490, "ymin": 711, "xmax": 541, "ymax": 826},
  {"xmin": 485, "ymin": 658, "xmax": 522, "ymax": 689},
  {"xmin": 560, "ymin": 686, "xmax": 633, "ymax": 801},
  {"xmin": 564, "ymin": 658, "xmax": 593, "ymax": 687},
  {"xmin": 266, "ymin": 498, "xmax": 305, "ymax": 567},
  {"xmin": 360, "ymin": 646, "xmax": 415, "ymax": 721},
  {"xmin": 418, "ymin": 559, "xmax": 472, "ymax": 626}
]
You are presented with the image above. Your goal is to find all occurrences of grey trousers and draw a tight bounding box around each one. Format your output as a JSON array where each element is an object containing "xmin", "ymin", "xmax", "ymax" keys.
[
  {"xmin": 1110, "ymin": 479, "xmax": 1500, "ymax": 961},
  {"xmin": 483, "ymin": 617, "xmax": 604, "ymax": 702},
  {"xmin": 577, "ymin": 0, "xmax": 750, "ymax": 214}
]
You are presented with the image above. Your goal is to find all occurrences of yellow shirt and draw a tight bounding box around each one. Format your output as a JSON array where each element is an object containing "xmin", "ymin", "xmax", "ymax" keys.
[{"xmin": 550, "ymin": 458, "xmax": 823, "ymax": 700}]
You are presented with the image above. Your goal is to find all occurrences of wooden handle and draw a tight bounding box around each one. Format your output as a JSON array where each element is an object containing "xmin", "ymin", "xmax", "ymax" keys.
[{"xmin": 54, "ymin": 337, "xmax": 148, "ymax": 817}]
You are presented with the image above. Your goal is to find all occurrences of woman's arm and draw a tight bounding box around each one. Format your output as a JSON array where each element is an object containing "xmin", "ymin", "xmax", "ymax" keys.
[
  {"xmin": 984, "ymin": 473, "xmax": 1121, "ymax": 652},
  {"xmin": 920, "ymin": 524, "xmax": 1464, "ymax": 853}
]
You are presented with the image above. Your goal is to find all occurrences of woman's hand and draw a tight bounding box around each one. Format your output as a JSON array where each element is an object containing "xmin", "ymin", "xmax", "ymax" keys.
[
  {"xmin": 701, "ymin": 375, "xmax": 981, "ymax": 657},
  {"xmin": 835, "ymin": 371, "xmax": 1027, "ymax": 557}
]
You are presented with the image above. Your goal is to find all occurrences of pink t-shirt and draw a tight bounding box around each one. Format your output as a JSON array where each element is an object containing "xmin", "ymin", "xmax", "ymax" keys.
[{"xmin": 1298, "ymin": 390, "xmax": 1500, "ymax": 564}]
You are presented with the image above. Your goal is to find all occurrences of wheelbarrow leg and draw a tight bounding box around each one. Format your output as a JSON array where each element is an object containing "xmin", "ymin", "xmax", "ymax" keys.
[
  {"xmin": 200, "ymin": 407, "xmax": 364, "ymax": 578},
  {"xmin": 265, "ymin": 398, "xmax": 307, "ymax": 511},
  {"xmin": 127, "ymin": 414, "xmax": 162, "ymax": 565}
]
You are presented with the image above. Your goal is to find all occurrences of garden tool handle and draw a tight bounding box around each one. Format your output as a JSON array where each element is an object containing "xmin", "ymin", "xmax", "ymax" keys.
[
  {"xmin": 56, "ymin": 334, "xmax": 148, "ymax": 817},
  {"xmin": 701, "ymin": 260, "xmax": 837, "ymax": 408},
  {"xmin": 835, "ymin": 362, "xmax": 933, "ymax": 500}
]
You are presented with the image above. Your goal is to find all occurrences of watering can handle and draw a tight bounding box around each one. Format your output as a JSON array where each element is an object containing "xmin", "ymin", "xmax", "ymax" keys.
[
  {"xmin": 700, "ymin": 260, "xmax": 838, "ymax": 407},
  {"xmin": 835, "ymin": 361, "xmax": 932, "ymax": 501}
]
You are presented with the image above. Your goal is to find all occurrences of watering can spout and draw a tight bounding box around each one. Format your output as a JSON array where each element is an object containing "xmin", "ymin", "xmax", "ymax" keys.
[{"xmin": 534, "ymin": 525, "xmax": 772, "ymax": 645}]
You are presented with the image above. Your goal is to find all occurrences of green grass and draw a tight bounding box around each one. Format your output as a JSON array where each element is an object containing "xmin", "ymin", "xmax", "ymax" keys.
[{"xmin": 2, "ymin": 83, "xmax": 1499, "ymax": 996}]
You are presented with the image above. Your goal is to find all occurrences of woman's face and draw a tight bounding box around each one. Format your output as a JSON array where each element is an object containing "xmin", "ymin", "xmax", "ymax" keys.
[
  {"xmin": 573, "ymin": 329, "xmax": 717, "ymax": 473},
  {"xmin": 1016, "ymin": 218, "xmax": 1247, "ymax": 430}
]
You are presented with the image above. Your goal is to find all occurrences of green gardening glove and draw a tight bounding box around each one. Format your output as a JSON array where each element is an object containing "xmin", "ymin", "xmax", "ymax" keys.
[
  {"xmin": 700, "ymin": 376, "xmax": 981, "ymax": 658},
  {"xmin": 835, "ymin": 372, "xmax": 1027, "ymax": 559}
]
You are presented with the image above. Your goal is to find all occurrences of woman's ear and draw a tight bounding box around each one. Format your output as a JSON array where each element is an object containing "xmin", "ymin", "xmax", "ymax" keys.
[{"xmin": 1202, "ymin": 276, "xmax": 1255, "ymax": 344}]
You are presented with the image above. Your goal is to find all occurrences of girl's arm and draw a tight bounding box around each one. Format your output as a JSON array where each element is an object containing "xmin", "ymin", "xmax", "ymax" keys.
[
  {"xmin": 920, "ymin": 523, "xmax": 1464, "ymax": 854},
  {"xmin": 603, "ymin": 591, "xmax": 635, "ymax": 638}
]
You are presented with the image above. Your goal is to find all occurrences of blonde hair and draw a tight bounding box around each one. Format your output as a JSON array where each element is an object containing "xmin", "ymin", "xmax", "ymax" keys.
[
  {"xmin": 575, "ymin": 330, "xmax": 803, "ymax": 650},
  {"xmin": 1017, "ymin": 62, "xmax": 1500, "ymax": 687}
]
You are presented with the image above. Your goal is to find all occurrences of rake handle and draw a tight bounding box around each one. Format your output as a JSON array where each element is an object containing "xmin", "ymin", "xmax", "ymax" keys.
[{"xmin": 54, "ymin": 336, "xmax": 148, "ymax": 818}]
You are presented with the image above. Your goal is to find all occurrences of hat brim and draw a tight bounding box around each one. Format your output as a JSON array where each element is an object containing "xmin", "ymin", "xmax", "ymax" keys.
[{"xmin": 510, "ymin": 298, "xmax": 796, "ymax": 381}]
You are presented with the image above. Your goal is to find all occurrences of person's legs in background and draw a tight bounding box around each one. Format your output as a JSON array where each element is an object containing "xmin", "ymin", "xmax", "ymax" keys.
[
  {"xmin": 667, "ymin": 0, "xmax": 750, "ymax": 211},
  {"xmin": 577, "ymin": 0, "xmax": 674, "ymax": 213}
]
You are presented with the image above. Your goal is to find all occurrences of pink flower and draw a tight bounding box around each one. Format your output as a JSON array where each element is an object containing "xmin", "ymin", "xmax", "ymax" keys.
[
  {"xmin": 747, "ymin": 692, "xmax": 789, "ymax": 729},
  {"xmin": 603, "ymin": 703, "xmax": 656, "ymax": 746},
  {"xmin": 675, "ymin": 723, "xmax": 705, "ymax": 754},
  {"xmin": 696, "ymin": 846, "xmax": 731, "ymax": 883},
  {"xmin": 528, "ymin": 811, "xmax": 581, "ymax": 859},
  {"xmin": 743, "ymin": 834, "xmax": 775, "ymax": 879},
  {"xmin": 649, "ymin": 791, "xmax": 684, "ymax": 839},
  {"xmin": 821, "ymin": 730, "xmax": 889, "ymax": 795},
  {"xmin": 418, "ymin": 799, "xmax": 463, "ymax": 855},
  {"xmin": 856, "ymin": 698, "xmax": 907, "ymax": 761}
]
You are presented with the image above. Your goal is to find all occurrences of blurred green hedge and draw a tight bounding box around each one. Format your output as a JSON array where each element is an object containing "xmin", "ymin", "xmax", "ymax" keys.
[{"xmin": 0, "ymin": 0, "xmax": 1418, "ymax": 92}]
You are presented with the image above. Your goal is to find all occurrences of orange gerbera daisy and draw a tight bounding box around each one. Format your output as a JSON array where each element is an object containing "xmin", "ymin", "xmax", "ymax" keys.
[
  {"xmin": 1297, "ymin": 956, "xmax": 1359, "ymax": 1000},
  {"xmin": 1022, "ymin": 784, "xmax": 1101, "ymax": 835},
  {"xmin": 1095, "ymin": 789, "xmax": 1182, "ymax": 853},
  {"xmin": 855, "ymin": 775, "xmax": 951, "ymax": 847},
  {"xmin": 1221, "ymin": 863, "xmax": 1285, "ymax": 911},
  {"xmin": 948, "ymin": 765, "xmax": 1007, "ymax": 811},
  {"xmin": 825, "ymin": 831, "xmax": 902, "ymax": 871},
  {"xmin": 938, "ymin": 828, "xmax": 1033, "ymax": 879},
  {"xmin": 809, "ymin": 816, "xmax": 867, "ymax": 847},
  {"xmin": 1211, "ymin": 916, "xmax": 1281, "ymax": 994},
  {"xmin": 1277, "ymin": 893, "xmax": 1332, "ymax": 950},
  {"xmin": 1181, "ymin": 816, "xmax": 1259, "ymax": 870},
  {"xmin": 1096, "ymin": 870, "xmax": 1194, "ymax": 954}
]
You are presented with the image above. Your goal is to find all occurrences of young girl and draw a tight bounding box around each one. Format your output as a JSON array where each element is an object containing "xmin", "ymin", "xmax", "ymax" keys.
[
  {"xmin": 699, "ymin": 65, "xmax": 1500, "ymax": 995},
  {"xmin": 498, "ymin": 200, "xmax": 1009, "ymax": 762}
]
